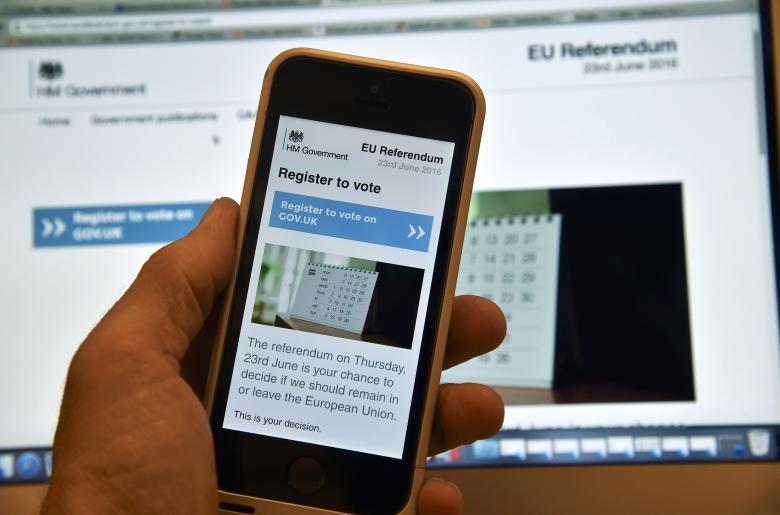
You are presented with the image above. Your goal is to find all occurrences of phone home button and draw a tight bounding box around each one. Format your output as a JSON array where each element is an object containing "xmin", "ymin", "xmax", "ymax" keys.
[{"xmin": 288, "ymin": 456, "xmax": 326, "ymax": 494}]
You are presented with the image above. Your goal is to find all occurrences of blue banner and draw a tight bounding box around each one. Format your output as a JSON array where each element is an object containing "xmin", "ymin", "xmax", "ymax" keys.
[
  {"xmin": 269, "ymin": 191, "xmax": 433, "ymax": 252},
  {"xmin": 33, "ymin": 202, "xmax": 211, "ymax": 248}
]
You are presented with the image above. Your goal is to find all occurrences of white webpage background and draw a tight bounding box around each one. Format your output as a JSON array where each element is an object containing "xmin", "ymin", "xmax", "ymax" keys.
[{"xmin": 0, "ymin": 3, "xmax": 779, "ymax": 447}]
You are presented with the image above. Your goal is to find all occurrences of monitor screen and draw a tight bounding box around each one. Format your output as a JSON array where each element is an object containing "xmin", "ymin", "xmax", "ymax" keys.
[{"xmin": 1, "ymin": 0, "xmax": 778, "ymax": 483}]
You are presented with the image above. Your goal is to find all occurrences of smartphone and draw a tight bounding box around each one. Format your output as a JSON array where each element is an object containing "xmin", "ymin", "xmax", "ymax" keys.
[{"xmin": 204, "ymin": 48, "xmax": 485, "ymax": 514}]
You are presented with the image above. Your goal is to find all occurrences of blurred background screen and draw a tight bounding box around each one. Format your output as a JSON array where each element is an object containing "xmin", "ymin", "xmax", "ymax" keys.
[{"xmin": 0, "ymin": 0, "xmax": 779, "ymax": 483}]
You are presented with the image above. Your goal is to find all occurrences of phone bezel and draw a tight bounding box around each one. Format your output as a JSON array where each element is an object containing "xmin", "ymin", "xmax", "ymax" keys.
[{"xmin": 209, "ymin": 55, "xmax": 477, "ymax": 514}]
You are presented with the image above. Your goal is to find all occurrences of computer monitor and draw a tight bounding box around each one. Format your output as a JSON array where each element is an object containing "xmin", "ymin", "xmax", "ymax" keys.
[{"xmin": 1, "ymin": 0, "xmax": 779, "ymax": 511}]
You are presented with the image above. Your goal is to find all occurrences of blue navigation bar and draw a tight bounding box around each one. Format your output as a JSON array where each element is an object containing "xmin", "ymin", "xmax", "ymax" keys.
[
  {"xmin": 269, "ymin": 191, "xmax": 433, "ymax": 252},
  {"xmin": 33, "ymin": 202, "xmax": 211, "ymax": 248}
]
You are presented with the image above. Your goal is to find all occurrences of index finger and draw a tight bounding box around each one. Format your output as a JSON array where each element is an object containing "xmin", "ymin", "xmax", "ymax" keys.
[
  {"xmin": 86, "ymin": 198, "xmax": 238, "ymax": 364},
  {"xmin": 443, "ymin": 295, "xmax": 506, "ymax": 370}
]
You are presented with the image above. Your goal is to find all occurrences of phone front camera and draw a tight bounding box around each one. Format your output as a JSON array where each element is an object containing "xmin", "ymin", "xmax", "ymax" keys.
[{"xmin": 369, "ymin": 84, "xmax": 380, "ymax": 95}]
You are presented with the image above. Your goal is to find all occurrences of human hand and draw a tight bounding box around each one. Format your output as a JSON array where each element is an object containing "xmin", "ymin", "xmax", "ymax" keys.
[{"xmin": 40, "ymin": 198, "xmax": 505, "ymax": 515}]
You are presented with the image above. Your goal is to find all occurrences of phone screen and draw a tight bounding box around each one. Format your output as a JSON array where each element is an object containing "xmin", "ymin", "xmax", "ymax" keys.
[{"xmin": 221, "ymin": 115, "xmax": 455, "ymax": 459}]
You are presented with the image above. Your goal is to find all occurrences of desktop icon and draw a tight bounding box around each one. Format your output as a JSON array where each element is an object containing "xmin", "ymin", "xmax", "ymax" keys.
[
  {"xmin": 689, "ymin": 436, "xmax": 717, "ymax": 457},
  {"xmin": 553, "ymin": 439, "xmax": 580, "ymax": 459},
  {"xmin": 429, "ymin": 446, "xmax": 461, "ymax": 464},
  {"xmin": 15, "ymin": 452, "xmax": 42, "ymax": 480},
  {"xmin": 527, "ymin": 439, "xmax": 553, "ymax": 460},
  {"xmin": 499, "ymin": 438, "xmax": 526, "ymax": 460},
  {"xmin": 748, "ymin": 429, "xmax": 771, "ymax": 457},
  {"xmin": 580, "ymin": 438, "xmax": 607, "ymax": 458},
  {"xmin": 44, "ymin": 451, "xmax": 53, "ymax": 477},
  {"xmin": 661, "ymin": 436, "xmax": 689, "ymax": 457},
  {"xmin": 718, "ymin": 434, "xmax": 748, "ymax": 457},
  {"xmin": 634, "ymin": 437, "xmax": 662, "ymax": 458},
  {"xmin": 0, "ymin": 454, "xmax": 13, "ymax": 479},
  {"xmin": 472, "ymin": 439, "xmax": 500, "ymax": 459},
  {"xmin": 607, "ymin": 436, "xmax": 634, "ymax": 458}
]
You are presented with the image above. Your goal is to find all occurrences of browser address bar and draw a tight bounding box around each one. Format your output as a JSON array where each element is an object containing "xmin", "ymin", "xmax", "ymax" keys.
[
  {"xmin": 7, "ymin": 0, "xmax": 733, "ymax": 37},
  {"xmin": 9, "ymin": 13, "xmax": 219, "ymax": 36}
]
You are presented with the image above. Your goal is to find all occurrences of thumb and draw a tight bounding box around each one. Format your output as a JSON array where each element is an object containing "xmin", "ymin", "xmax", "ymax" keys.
[{"xmin": 86, "ymin": 197, "xmax": 239, "ymax": 365}]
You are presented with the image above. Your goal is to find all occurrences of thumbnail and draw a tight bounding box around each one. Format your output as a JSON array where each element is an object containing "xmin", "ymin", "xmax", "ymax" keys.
[{"xmin": 252, "ymin": 243, "xmax": 424, "ymax": 350}]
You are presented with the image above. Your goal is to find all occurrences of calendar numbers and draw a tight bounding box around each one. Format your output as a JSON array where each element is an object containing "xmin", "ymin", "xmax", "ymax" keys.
[
  {"xmin": 520, "ymin": 291, "xmax": 535, "ymax": 304},
  {"xmin": 445, "ymin": 214, "xmax": 563, "ymax": 388},
  {"xmin": 290, "ymin": 263, "xmax": 378, "ymax": 334},
  {"xmin": 523, "ymin": 232, "xmax": 539, "ymax": 245}
]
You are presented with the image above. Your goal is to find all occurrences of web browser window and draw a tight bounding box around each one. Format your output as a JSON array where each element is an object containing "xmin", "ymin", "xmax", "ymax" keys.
[{"xmin": 0, "ymin": 0, "xmax": 778, "ymax": 482}]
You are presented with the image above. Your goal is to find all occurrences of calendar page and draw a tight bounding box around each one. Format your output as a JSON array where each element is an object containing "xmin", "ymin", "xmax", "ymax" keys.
[
  {"xmin": 443, "ymin": 214, "xmax": 562, "ymax": 388},
  {"xmin": 289, "ymin": 263, "xmax": 379, "ymax": 334}
]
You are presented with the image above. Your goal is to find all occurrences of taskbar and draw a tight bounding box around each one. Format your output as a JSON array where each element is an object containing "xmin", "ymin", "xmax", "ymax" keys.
[
  {"xmin": 427, "ymin": 425, "xmax": 779, "ymax": 468},
  {"xmin": 1, "ymin": 426, "xmax": 777, "ymax": 484}
]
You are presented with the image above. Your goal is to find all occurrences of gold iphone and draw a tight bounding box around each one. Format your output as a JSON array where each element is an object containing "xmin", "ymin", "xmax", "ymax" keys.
[{"xmin": 204, "ymin": 48, "xmax": 485, "ymax": 514}]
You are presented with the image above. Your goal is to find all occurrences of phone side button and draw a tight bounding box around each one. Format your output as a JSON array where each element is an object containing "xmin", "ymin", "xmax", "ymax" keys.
[{"xmin": 288, "ymin": 456, "xmax": 326, "ymax": 494}]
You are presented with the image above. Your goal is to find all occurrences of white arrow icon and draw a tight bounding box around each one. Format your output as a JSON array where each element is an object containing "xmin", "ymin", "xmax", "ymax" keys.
[
  {"xmin": 41, "ymin": 217, "xmax": 66, "ymax": 238},
  {"xmin": 407, "ymin": 224, "xmax": 426, "ymax": 240},
  {"xmin": 54, "ymin": 218, "xmax": 66, "ymax": 237},
  {"xmin": 42, "ymin": 218, "xmax": 53, "ymax": 237}
]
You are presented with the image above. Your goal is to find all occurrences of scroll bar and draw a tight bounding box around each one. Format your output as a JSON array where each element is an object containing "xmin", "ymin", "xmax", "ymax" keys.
[{"xmin": 753, "ymin": 28, "xmax": 768, "ymax": 156}]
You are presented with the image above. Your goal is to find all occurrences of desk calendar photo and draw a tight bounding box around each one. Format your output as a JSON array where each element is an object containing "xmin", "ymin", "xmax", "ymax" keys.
[
  {"xmin": 444, "ymin": 213, "xmax": 563, "ymax": 389},
  {"xmin": 252, "ymin": 243, "xmax": 424, "ymax": 350},
  {"xmin": 289, "ymin": 263, "xmax": 378, "ymax": 335},
  {"xmin": 442, "ymin": 184, "xmax": 695, "ymax": 406}
]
